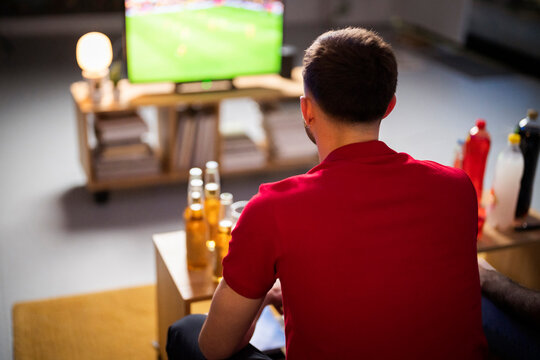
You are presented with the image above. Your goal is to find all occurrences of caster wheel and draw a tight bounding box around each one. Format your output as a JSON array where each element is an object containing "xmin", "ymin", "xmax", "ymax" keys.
[{"xmin": 93, "ymin": 191, "xmax": 110, "ymax": 204}]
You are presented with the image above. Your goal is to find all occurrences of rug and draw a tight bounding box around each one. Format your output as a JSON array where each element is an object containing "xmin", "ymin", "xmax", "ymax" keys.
[{"xmin": 12, "ymin": 285, "xmax": 158, "ymax": 360}]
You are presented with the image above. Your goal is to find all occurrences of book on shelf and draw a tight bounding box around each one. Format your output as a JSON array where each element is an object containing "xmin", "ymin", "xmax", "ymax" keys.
[
  {"xmin": 192, "ymin": 108, "xmax": 217, "ymax": 168},
  {"xmin": 94, "ymin": 110, "xmax": 148, "ymax": 145},
  {"xmin": 263, "ymin": 104, "xmax": 317, "ymax": 162},
  {"xmin": 175, "ymin": 106, "xmax": 217, "ymax": 171},
  {"xmin": 98, "ymin": 142, "xmax": 152, "ymax": 161},
  {"xmin": 93, "ymin": 143, "xmax": 160, "ymax": 181},
  {"xmin": 176, "ymin": 113, "xmax": 197, "ymax": 171},
  {"xmin": 221, "ymin": 132, "xmax": 266, "ymax": 171}
]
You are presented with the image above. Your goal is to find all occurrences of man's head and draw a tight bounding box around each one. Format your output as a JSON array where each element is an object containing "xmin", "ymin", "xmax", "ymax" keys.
[{"xmin": 302, "ymin": 27, "xmax": 398, "ymax": 124}]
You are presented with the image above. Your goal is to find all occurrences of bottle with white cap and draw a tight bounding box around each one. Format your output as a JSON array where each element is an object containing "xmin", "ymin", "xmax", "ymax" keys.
[
  {"xmin": 184, "ymin": 167, "xmax": 204, "ymax": 222},
  {"xmin": 204, "ymin": 161, "xmax": 221, "ymax": 247},
  {"xmin": 184, "ymin": 178, "xmax": 203, "ymax": 222},
  {"xmin": 188, "ymin": 167, "xmax": 203, "ymax": 188},
  {"xmin": 486, "ymin": 133, "xmax": 524, "ymax": 230},
  {"xmin": 204, "ymin": 161, "xmax": 220, "ymax": 192}
]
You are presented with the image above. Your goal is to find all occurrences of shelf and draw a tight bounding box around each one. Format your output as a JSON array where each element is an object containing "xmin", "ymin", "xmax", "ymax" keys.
[{"xmin": 72, "ymin": 70, "xmax": 310, "ymax": 196}]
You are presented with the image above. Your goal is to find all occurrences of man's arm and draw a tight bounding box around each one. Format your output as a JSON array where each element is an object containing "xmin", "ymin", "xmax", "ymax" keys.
[
  {"xmin": 478, "ymin": 258, "xmax": 540, "ymax": 324},
  {"xmin": 198, "ymin": 279, "xmax": 265, "ymax": 359}
]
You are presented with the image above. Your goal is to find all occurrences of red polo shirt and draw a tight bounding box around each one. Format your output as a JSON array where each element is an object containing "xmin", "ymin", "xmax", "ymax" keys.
[{"xmin": 223, "ymin": 140, "xmax": 487, "ymax": 359}]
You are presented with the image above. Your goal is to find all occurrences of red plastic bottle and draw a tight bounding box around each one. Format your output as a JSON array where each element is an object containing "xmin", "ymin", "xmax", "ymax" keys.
[{"xmin": 462, "ymin": 119, "xmax": 491, "ymax": 237}]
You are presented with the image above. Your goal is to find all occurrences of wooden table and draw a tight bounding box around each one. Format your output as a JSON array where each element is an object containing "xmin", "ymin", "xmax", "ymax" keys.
[
  {"xmin": 477, "ymin": 209, "xmax": 540, "ymax": 252},
  {"xmin": 153, "ymin": 231, "xmax": 217, "ymax": 360}
]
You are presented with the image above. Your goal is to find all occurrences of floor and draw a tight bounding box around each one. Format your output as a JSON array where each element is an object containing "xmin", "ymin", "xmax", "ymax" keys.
[{"xmin": 1, "ymin": 24, "xmax": 539, "ymax": 360}]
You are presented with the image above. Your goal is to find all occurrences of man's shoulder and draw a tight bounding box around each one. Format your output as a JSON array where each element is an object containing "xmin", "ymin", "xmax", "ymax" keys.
[
  {"xmin": 258, "ymin": 172, "xmax": 317, "ymax": 199},
  {"xmin": 408, "ymin": 158, "xmax": 477, "ymax": 205},
  {"xmin": 408, "ymin": 157, "xmax": 472, "ymax": 184},
  {"xmin": 246, "ymin": 172, "xmax": 317, "ymax": 211}
]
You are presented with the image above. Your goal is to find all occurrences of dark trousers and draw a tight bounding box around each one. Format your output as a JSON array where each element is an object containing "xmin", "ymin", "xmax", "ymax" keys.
[
  {"xmin": 166, "ymin": 314, "xmax": 272, "ymax": 360},
  {"xmin": 482, "ymin": 296, "xmax": 540, "ymax": 359}
]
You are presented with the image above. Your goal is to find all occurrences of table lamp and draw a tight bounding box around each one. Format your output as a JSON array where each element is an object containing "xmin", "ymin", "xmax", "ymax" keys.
[{"xmin": 76, "ymin": 32, "xmax": 113, "ymax": 104}]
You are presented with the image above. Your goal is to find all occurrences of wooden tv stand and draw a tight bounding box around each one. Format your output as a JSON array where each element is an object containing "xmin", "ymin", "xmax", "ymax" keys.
[{"xmin": 71, "ymin": 68, "xmax": 316, "ymax": 201}]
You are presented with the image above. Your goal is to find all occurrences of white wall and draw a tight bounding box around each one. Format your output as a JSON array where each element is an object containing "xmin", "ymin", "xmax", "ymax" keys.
[
  {"xmin": 287, "ymin": 0, "xmax": 472, "ymax": 44},
  {"xmin": 284, "ymin": 0, "xmax": 325, "ymax": 25},
  {"xmin": 392, "ymin": 0, "xmax": 472, "ymax": 43},
  {"xmin": 325, "ymin": 0, "xmax": 394, "ymax": 26},
  {"xmin": 0, "ymin": 0, "xmax": 472, "ymax": 44}
]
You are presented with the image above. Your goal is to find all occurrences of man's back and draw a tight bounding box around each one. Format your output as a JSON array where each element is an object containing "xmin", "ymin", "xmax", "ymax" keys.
[{"xmin": 224, "ymin": 141, "xmax": 487, "ymax": 359}]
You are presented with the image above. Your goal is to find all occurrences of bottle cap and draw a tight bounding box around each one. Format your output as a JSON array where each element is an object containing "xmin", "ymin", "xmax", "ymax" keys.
[
  {"xmin": 218, "ymin": 219, "xmax": 233, "ymax": 233},
  {"xmin": 190, "ymin": 179, "xmax": 203, "ymax": 188},
  {"xmin": 527, "ymin": 109, "xmax": 538, "ymax": 120},
  {"xmin": 189, "ymin": 167, "xmax": 202, "ymax": 178},
  {"xmin": 476, "ymin": 119, "xmax": 486, "ymax": 129},
  {"xmin": 508, "ymin": 133, "xmax": 520, "ymax": 144},
  {"xmin": 220, "ymin": 192, "xmax": 233, "ymax": 204},
  {"xmin": 206, "ymin": 161, "xmax": 219, "ymax": 170},
  {"xmin": 190, "ymin": 203, "xmax": 203, "ymax": 218},
  {"xmin": 191, "ymin": 191, "xmax": 202, "ymax": 202},
  {"xmin": 205, "ymin": 183, "xmax": 219, "ymax": 196}
]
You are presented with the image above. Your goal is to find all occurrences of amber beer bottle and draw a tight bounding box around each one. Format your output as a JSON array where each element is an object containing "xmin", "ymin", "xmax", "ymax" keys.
[
  {"xmin": 213, "ymin": 193, "xmax": 233, "ymax": 282},
  {"xmin": 204, "ymin": 183, "xmax": 220, "ymax": 248},
  {"xmin": 204, "ymin": 161, "xmax": 221, "ymax": 248},
  {"xmin": 186, "ymin": 191, "xmax": 208, "ymax": 270},
  {"xmin": 184, "ymin": 178, "xmax": 203, "ymax": 222},
  {"xmin": 183, "ymin": 167, "xmax": 203, "ymax": 220}
]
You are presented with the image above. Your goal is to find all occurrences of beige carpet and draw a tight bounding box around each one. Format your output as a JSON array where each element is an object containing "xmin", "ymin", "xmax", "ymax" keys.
[{"xmin": 12, "ymin": 285, "xmax": 157, "ymax": 360}]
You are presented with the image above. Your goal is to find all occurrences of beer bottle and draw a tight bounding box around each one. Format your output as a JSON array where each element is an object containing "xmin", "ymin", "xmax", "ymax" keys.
[
  {"xmin": 187, "ymin": 168, "xmax": 203, "ymax": 204},
  {"xmin": 184, "ymin": 167, "xmax": 203, "ymax": 220},
  {"xmin": 214, "ymin": 193, "xmax": 233, "ymax": 282},
  {"xmin": 204, "ymin": 161, "xmax": 221, "ymax": 248},
  {"xmin": 186, "ymin": 191, "xmax": 208, "ymax": 270},
  {"xmin": 204, "ymin": 183, "xmax": 220, "ymax": 249},
  {"xmin": 184, "ymin": 178, "xmax": 203, "ymax": 222},
  {"xmin": 205, "ymin": 161, "xmax": 220, "ymax": 185}
]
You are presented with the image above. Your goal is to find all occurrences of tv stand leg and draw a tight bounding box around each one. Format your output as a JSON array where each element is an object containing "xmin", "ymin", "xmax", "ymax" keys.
[{"xmin": 93, "ymin": 191, "xmax": 110, "ymax": 204}]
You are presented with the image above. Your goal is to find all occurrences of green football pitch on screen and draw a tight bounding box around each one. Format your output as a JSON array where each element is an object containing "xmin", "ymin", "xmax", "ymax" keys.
[{"xmin": 126, "ymin": 6, "xmax": 283, "ymax": 83}]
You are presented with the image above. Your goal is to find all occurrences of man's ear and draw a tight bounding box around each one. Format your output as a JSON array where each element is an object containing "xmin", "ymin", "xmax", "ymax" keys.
[
  {"xmin": 300, "ymin": 96, "xmax": 308, "ymax": 125},
  {"xmin": 300, "ymin": 95, "xmax": 313, "ymax": 126},
  {"xmin": 382, "ymin": 94, "xmax": 396, "ymax": 119}
]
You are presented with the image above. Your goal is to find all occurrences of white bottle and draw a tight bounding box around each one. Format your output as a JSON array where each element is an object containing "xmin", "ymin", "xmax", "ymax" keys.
[{"xmin": 486, "ymin": 134, "xmax": 524, "ymax": 230}]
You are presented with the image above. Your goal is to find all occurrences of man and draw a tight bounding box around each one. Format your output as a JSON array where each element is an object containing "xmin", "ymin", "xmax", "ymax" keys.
[{"xmin": 167, "ymin": 27, "xmax": 487, "ymax": 359}]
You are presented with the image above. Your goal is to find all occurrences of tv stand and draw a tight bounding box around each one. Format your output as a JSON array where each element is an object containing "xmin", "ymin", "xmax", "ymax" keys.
[
  {"xmin": 70, "ymin": 68, "xmax": 316, "ymax": 200},
  {"xmin": 175, "ymin": 79, "xmax": 235, "ymax": 94}
]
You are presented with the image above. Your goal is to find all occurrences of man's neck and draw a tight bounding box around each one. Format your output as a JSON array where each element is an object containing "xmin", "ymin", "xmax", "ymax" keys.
[{"xmin": 316, "ymin": 120, "xmax": 380, "ymax": 162}]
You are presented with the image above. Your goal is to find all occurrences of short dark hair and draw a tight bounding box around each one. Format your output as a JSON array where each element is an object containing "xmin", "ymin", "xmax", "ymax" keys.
[{"xmin": 303, "ymin": 27, "xmax": 398, "ymax": 123}]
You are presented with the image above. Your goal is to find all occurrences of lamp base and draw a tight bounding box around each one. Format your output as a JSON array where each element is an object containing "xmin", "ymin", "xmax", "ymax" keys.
[{"xmin": 82, "ymin": 69, "xmax": 109, "ymax": 104}]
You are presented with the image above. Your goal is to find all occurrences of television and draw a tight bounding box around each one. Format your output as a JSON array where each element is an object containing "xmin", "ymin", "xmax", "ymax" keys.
[{"xmin": 124, "ymin": 0, "xmax": 285, "ymax": 84}]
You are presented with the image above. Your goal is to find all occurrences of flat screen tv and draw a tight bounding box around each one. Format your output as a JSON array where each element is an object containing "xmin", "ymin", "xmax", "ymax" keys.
[{"xmin": 124, "ymin": 0, "xmax": 284, "ymax": 84}]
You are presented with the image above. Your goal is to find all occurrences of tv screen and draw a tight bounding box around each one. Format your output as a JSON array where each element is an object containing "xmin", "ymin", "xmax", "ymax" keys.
[{"xmin": 124, "ymin": 0, "xmax": 284, "ymax": 84}]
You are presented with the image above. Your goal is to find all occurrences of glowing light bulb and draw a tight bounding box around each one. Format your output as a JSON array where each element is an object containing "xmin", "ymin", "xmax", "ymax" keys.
[{"xmin": 76, "ymin": 32, "xmax": 113, "ymax": 79}]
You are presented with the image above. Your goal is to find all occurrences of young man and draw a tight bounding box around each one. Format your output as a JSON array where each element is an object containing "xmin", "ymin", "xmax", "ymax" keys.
[{"xmin": 167, "ymin": 27, "xmax": 487, "ymax": 359}]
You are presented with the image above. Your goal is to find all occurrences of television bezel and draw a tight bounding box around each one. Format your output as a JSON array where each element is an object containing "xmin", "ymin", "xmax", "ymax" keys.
[{"xmin": 122, "ymin": 0, "xmax": 285, "ymax": 85}]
